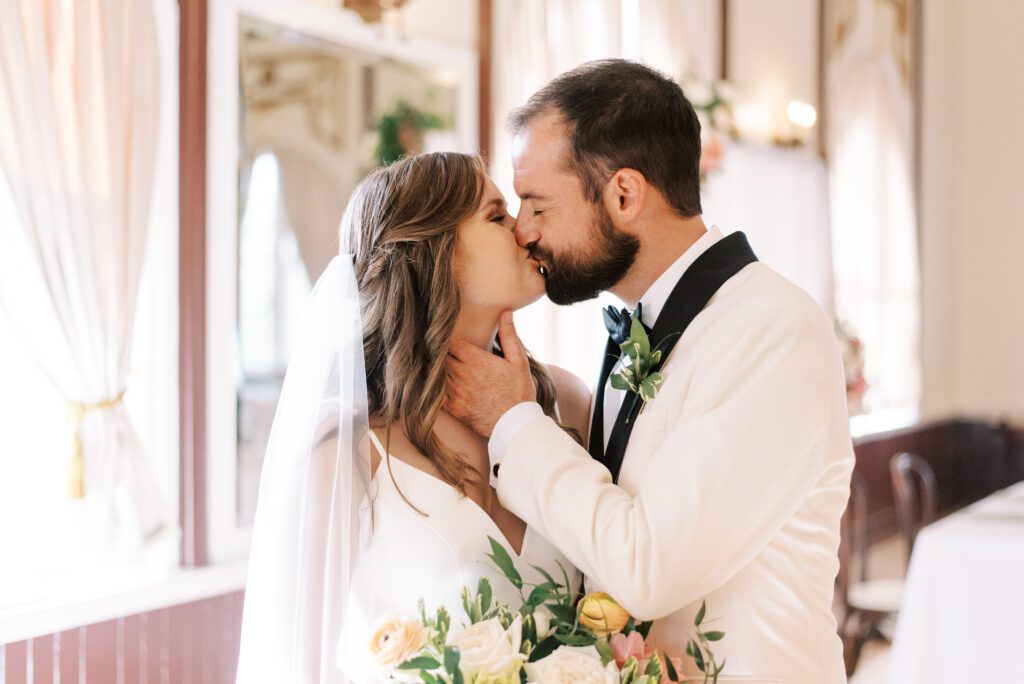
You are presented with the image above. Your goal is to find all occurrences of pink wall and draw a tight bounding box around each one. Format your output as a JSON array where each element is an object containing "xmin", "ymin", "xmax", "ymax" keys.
[{"xmin": 1, "ymin": 591, "xmax": 244, "ymax": 684}]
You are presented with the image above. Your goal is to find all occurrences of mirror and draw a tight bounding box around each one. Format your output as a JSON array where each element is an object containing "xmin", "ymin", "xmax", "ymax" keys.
[{"xmin": 234, "ymin": 15, "xmax": 466, "ymax": 526}]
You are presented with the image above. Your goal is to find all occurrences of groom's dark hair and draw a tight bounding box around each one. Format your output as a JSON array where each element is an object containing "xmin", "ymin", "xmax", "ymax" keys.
[{"xmin": 508, "ymin": 59, "xmax": 702, "ymax": 218}]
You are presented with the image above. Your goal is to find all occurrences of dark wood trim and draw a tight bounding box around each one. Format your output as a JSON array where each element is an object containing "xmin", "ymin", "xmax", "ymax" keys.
[
  {"xmin": 179, "ymin": 0, "xmax": 209, "ymax": 568},
  {"xmin": 478, "ymin": 0, "xmax": 492, "ymax": 162},
  {"xmin": 719, "ymin": 0, "xmax": 729, "ymax": 80},
  {"xmin": 851, "ymin": 419, "xmax": 1024, "ymax": 546}
]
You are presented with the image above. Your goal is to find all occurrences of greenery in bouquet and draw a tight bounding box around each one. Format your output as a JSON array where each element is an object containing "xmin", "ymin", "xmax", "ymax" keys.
[{"xmin": 371, "ymin": 536, "xmax": 725, "ymax": 684}]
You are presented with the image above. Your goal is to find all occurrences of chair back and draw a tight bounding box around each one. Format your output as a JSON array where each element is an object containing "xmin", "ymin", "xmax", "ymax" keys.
[{"xmin": 889, "ymin": 451, "xmax": 937, "ymax": 566}]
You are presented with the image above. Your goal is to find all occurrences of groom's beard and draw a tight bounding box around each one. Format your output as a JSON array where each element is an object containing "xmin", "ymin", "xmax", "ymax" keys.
[{"xmin": 532, "ymin": 204, "xmax": 639, "ymax": 305}]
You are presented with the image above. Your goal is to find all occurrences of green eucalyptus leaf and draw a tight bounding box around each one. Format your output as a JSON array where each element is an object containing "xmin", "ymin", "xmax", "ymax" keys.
[
  {"xmin": 419, "ymin": 671, "xmax": 439, "ymax": 684},
  {"xmin": 530, "ymin": 564, "xmax": 560, "ymax": 589},
  {"xmin": 398, "ymin": 655, "xmax": 441, "ymax": 670},
  {"xmin": 693, "ymin": 646, "xmax": 706, "ymax": 673},
  {"xmin": 664, "ymin": 651, "xmax": 680, "ymax": 681},
  {"xmin": 695, "ymin": 600, "xmax": 707, "ymax": 627},
  {"xmin": 546, "ymin": 603, "xmax": 577, "ymax": 624},
  {"xmin": 487, "ymin": 536, "xmax": 523, "ymax": 589},
  {"xmin": 636, "ymin": 620, "xmax": 653, "ymax": 640},
  {"xmin": 527, "ymin": 636, "xmax": 559, "ymax": 663},
  {"xmin": 703, "ymin": 631, "xmax": 726, "ymax": 642},
  {"xmin": 444, "ymin": 647, "xmax": 461, "ymax": 676},
  {"xmin": 527, "ymin": 582, "xmax": 557, "ymax": 606},
  {"xmin": 554, "ymin": 633, "xmax": 596, "ymax": 646}
]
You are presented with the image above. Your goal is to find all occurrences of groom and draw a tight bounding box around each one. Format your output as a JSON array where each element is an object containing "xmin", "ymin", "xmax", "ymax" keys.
[{"xmin": 447, "ymin": 60, "xmax": 853, "ymax": 682}]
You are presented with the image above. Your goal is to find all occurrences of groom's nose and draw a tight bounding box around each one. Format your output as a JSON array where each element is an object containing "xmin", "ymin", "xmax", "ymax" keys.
[{"xmin": 514, "ymin": 213, "xmax": 540, "ymax": 249}]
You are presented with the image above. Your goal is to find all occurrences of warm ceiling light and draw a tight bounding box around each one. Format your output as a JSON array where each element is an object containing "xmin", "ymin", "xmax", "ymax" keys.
[{"xmin": 787, "ymin": 100, "xmax": 818, "ymax": 129}]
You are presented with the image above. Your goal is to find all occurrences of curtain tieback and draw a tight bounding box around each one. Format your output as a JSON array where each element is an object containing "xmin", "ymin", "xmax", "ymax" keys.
[{"xmin": 65, "ymin": 389, "xmax": 127, "ymax": 499}]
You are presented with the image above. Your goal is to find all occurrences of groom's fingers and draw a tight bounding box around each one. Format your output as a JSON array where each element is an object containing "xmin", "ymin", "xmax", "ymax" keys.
[{"xmin": 497, "ymin": 311, "xmax": 527, "ymax": 367}]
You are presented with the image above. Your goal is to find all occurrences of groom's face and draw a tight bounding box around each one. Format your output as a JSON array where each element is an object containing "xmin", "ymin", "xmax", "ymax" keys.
[{"xmin": 511, "ymin": 112, "xmax": 639, "ymax": 305}]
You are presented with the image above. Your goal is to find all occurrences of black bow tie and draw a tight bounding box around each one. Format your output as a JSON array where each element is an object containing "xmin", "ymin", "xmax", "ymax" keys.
[{"xmin": 602, "ymin": 302, "xmax": 650, "ymax": 345}]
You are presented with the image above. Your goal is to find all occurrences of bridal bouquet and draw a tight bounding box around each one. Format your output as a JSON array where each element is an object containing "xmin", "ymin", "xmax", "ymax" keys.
[{"xmin": 367, "ymin": 537, "xmax": 725, "ymax": 684}]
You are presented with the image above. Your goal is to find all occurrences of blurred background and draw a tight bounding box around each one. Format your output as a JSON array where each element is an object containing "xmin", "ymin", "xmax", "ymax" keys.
[{"xmin": 0, "ymin": 0, "xmax": 1021, "ymax": 681}]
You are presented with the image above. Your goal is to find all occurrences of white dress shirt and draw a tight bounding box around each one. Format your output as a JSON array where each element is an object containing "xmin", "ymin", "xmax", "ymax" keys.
[{"xmin": 489, "ymin": 226, "xmax": 724, "ymax": 471}]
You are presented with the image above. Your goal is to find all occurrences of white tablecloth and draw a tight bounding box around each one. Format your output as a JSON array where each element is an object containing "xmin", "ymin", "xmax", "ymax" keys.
[{"xmin": 888, "ymin": 481, "xmax": 1024, "ymax": 683}]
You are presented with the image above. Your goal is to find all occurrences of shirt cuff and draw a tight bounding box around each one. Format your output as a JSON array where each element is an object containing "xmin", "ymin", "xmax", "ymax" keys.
[{"xmin": 488, "ymin": 401, "xmax": 545, "ymax": 487}]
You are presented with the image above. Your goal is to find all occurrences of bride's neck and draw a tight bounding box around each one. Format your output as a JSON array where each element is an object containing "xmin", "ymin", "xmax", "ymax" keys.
[{"xmin": 452, "ymin": 304, "xmax": 500, "ymax": 351}]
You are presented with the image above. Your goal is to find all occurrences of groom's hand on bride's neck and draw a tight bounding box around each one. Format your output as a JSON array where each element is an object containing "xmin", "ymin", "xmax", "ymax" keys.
[{"xmin": 446, "ymin": 311, "xmax": 536, "ymax": 437}]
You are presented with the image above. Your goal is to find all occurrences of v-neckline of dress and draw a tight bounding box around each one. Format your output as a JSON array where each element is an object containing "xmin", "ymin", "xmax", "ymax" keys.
[{"xmin": 374, "ymin": 446, "xmax": 528, "ymax": 558}]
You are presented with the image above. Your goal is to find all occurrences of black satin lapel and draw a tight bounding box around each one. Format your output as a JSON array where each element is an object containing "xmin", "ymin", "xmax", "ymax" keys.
[
  {"xmin": 601, "ymin": 232, "xmax": 759, "ymax": 482},
  {"xmin": 588, "ymin": 335, "xmax": 621, "ymax": 464}
]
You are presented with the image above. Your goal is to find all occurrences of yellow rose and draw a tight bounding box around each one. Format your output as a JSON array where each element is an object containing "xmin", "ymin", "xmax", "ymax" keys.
[
  {"xmin": 577, "ymin": 592, "xmax": 630, "ymax": 636},
  {"xmin": 368, "ymin": 614, "xmax": 429, "ymax": 676}
]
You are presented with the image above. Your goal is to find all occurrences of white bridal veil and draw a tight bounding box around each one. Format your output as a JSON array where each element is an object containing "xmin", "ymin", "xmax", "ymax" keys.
[{"xmin": 236, "ymin": 255, "xmax": 372, "ymax": 683}]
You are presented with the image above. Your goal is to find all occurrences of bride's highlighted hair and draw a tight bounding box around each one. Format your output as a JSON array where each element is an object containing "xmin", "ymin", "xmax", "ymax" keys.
[{"xmin": 342, "ymin": 152, "xmax": 575, "ymax": 495}]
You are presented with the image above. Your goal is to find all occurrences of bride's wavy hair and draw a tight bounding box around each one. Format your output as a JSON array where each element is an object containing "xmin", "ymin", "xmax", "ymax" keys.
[{"xmin": 342, "ymin": 152, "xmax": 575, "ymax": 495}]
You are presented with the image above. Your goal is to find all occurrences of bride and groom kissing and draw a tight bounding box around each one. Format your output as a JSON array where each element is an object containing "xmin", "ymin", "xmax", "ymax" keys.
[{"xmin": 237, "ymin": 59, "xmax": 854, "ymax": 683}]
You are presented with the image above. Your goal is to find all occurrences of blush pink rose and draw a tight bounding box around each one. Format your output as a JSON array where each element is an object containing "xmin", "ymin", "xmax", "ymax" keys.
[{"xmin": 608, "ymin": 632, "xmax": 684, "ymax": 683}]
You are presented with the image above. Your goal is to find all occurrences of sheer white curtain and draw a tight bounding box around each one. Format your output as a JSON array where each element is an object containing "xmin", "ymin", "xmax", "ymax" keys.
[
  {"xmin": 825, "ymin": 0, "xmax": 921, "ymax": 413},
  {"xmin": 489, "ymin": 0, "xmax": 714, "ymax": 384},
  {"xmin": 0, "ymin": 0, "xmax": 172, "ymax": 580}
]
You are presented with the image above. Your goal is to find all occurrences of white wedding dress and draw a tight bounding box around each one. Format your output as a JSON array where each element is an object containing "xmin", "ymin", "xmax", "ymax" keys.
[{"xmin": 337, "ymin": 430, "xmax": 579, "ymax": 682}]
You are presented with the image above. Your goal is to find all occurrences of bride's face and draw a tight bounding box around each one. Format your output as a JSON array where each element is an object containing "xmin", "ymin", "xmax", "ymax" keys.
[{"xmin": 454, "ymin": 176, "xmax": 546, "ymax": 311}]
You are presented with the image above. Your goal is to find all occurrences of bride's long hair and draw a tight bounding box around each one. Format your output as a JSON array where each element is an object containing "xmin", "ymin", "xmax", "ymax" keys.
[{"xmin": 343, "ymin": 152, "xmax": 575, "ymax": 495}]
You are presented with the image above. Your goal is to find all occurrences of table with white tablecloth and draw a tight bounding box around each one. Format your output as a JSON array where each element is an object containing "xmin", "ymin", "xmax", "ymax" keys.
[{"xmin": 888, "ymin": 481, "xmax": 1024, "ymax": 683}]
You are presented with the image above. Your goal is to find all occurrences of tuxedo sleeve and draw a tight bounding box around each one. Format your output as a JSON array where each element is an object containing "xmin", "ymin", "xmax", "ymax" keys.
[{"xmin": 493, "ymin": 305, "xmax": 838, "ymax": 620}]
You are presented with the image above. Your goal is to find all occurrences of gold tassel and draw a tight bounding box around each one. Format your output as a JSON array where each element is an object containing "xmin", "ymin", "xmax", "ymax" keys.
[{"xmin": 65, "ymin": 389, "xmax": 127, "ymax": 500}]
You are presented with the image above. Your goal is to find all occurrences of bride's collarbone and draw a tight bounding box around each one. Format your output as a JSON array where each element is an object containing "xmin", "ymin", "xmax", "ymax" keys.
[{"xmin": 369, "ymin": 422, "xmax": 491, "ymax": 498}]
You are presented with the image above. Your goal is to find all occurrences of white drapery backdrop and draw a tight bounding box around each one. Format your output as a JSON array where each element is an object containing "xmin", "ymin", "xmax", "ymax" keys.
[
  {"xmin": 825, "ymin": 0, "xmax": 921, "ymax": 413},
  {"xmin": 0, "ymin": 0, "xmax": 172, "ymax": 577},
  {"xmin": 489, "ymin": 0, "xmax": 717, "ymax": 384}
]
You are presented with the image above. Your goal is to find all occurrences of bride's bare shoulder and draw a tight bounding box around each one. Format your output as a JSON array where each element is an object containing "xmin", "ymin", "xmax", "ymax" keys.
[{"xmin": 544, "ymin": 364, "xmax": 592, "ymax": 447}]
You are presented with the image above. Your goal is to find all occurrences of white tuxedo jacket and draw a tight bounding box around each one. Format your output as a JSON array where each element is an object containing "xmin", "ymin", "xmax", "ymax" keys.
[{"xmin": 495, "ymin": 263, "xmax": 854, "ymax": 683}]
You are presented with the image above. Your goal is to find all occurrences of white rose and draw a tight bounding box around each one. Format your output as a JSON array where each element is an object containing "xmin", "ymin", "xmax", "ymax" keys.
[
  {"xmin": 524, "ymin": 645, "xmax": 619, "ymax": 684},
  {"xmin": 448, "ymin": 616, "xmax": 525, "ymax": 683},
  {"xmin": 533, "ymin": 607, "xmax": 553, "ymax": 641}
]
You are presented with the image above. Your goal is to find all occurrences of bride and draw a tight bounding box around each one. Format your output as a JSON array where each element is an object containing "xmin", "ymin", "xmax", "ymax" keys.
[{"xmin": 236, "ymin": 152, "xmax": 588, "ymax": 683}]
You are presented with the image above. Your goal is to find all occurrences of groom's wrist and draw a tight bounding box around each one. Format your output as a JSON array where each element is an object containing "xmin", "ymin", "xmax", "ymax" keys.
[{"xmin": 488, "ymin": 402, "xmax": 544, "ymax": 484}]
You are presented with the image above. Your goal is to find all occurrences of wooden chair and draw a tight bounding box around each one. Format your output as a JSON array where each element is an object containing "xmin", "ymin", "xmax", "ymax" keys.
[
  {"xmin": 838, "ymin": 472, "xmax": 898, "ymax": 674},
  {"xmin": 841, "ymin": 452, "xmax": 938, "ymax": 675},
  {"xmin": 890, "ymin": 451, "xmax": 938, "ymax": 566}
]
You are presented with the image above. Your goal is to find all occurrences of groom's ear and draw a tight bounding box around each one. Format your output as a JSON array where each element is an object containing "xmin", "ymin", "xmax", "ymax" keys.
[{"xmin": 602, "ymin": 168, "xmax": 646, "ymax": 229}]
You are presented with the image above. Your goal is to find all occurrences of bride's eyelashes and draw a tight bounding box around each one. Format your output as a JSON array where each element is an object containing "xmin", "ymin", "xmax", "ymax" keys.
[{"xmin": 490, "ymin": 214, "xmax": 507, "ymax": 223}]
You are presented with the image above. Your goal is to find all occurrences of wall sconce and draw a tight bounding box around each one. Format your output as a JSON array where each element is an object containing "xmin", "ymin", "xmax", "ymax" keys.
[{"xmin": 774, "ymin": 100, "xmax": 817, "ymax": 147}]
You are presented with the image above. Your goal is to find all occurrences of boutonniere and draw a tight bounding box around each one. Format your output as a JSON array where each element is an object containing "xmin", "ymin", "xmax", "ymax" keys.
[{"xmin": 609, "ymin": 308, "xmax": 676, "ymax": 423}]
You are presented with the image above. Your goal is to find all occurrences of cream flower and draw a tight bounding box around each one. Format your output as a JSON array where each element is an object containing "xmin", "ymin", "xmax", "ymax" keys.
[
  {"xmin": 447, "ymin": 616, "xmax": 525, "ymax": 683},
  {"xmin": 368, "ymin": 614, "xmax": 429, "ymax": 678},
  {"xmin": 524, "ymin": 645, "xmax": 619, "ymax": 684}
]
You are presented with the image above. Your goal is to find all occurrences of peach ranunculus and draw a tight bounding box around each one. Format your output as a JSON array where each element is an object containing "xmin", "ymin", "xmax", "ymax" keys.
[
  {"xmin": 368, "ymin": 614, "xmax": 430, "ymax": 677},
  {"xmin": 577, "ymin": 592, "xmax": 631, "ymax": 636},
  {"xmin": 609, "ymin": 631, "xmax": 685, "ymax": 684}
]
